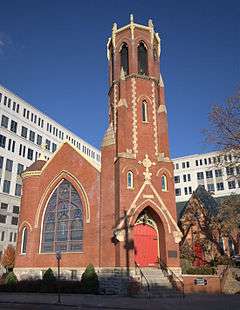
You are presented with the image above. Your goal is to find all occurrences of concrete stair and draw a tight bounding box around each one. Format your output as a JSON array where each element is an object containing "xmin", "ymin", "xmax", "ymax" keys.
[{"xmin": 134, "ymin": 267, "xmax": 183, "ymax": 298}]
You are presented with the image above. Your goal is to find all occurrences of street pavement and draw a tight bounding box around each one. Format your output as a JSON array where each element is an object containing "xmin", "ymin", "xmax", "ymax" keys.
[{"xmin": 0, "ymin": 293, "xmax": 239, "ymax": 309}]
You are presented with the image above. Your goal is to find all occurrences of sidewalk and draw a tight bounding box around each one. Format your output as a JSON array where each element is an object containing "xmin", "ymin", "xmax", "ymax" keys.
[{"xmin": 0, "ymin": 293, "xmax": 239, "ymax": 310}]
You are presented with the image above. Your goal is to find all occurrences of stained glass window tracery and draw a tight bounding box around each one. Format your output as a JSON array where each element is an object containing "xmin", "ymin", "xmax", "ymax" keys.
[{"xmin": 41, "ymin": 180, "xmax": 83, "ymax": 253}]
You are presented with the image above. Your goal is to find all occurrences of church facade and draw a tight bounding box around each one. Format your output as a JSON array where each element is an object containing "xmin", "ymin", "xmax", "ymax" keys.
[{"xmin": 14, "ymin": 17, "xmax": 182, "ymax": 279}]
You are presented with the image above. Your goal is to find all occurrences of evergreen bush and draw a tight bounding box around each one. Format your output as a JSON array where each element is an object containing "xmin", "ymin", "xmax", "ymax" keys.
[
  {"xmin": 5, "ymin": 272, "xmax": 18, "ymax": 286},
  {"xmin": 185, "ymin": 266, "xmax": 216, "ymax": 275},
  {"xmin": 42, "ymin": 268, "xmax": 56, "ymax": 282},
  {"xmin": 80, "ymin": 264, "xmax": 99, "ymax": 294}
]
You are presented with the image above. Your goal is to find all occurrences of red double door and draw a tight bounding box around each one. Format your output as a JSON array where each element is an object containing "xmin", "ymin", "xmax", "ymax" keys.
[{"xmin": 133, "ymin": 224, "xmax": 158, "ymax": 267}]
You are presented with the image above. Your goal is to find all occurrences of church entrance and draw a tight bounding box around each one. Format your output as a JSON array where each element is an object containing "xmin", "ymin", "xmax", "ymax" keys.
[{"xmin": 133, "ymin": 213, "xmax": 159, "ymax": 267}]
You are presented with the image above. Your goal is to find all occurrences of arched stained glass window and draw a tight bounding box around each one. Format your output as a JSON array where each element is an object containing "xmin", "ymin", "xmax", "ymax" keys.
[
  {"xmin": 161, "ymin": 175, "xmax": 167, "ymax": 192},
  {"xmin": 138, "ymin": 42, "xmax": 148, "ymax": 75},
  {"xmin": 142, "ymin": 101, "xmax": 148, "ymax": 122},
  {"xmin": 120, "ymin": 43, "xmax": 129, "ymax": 75},
  {"xmin": 21, "ymin": 227, "xmax": 27, "ymax": 254},
  {"xmin": 127, "ymin": 171, "xmax": 134, "ymax": 189},
  {"xmin": 41, "ymin": 180, "xmax": 83, "ymax": 253}
]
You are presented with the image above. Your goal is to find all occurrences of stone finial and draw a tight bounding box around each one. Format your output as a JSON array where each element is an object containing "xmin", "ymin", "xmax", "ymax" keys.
[
  {"xmin": 130, "ymin": 14, "xmax": 134, "ymax": 23},
  {"xmin": 112, "ymin": 23, "xmax": 117, "ymax": 48},
  {"xmin": 130, "ymin": 13, "xmax": 135, "ymax": 39},
  {"xmin": 148, "ymin": 19, "xmax": 154, "ymax": 28}
]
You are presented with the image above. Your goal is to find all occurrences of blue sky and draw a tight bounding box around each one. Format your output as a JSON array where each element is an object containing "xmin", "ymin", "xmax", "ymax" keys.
[{"xmin": 0, "ymin": 0, "xmax": 239, "ymax": 157}]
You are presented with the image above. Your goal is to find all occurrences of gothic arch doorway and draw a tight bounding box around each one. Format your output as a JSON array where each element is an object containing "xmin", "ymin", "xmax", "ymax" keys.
[{"xmin": 133, "ymin": 210, "xmax": 161, "ymax": 267}]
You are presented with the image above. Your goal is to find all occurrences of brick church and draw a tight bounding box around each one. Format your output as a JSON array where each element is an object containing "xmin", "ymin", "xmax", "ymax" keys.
[{"xmin": 15, "ymin": 16, "xmax": 182, "ymax": 279}]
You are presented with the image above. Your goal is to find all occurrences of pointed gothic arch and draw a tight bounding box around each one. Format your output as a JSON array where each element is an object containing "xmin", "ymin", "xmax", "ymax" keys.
[
  {"xmin": 120, "ymin": 43, "xmax": 129, "ymax": 75},
  {"xmin": 40, "ymin": 179, "xmax": 84, "ymax": 253},
  {"xmin": 138, "ymin": 41, "xmax": 148, "ymax": 75}
]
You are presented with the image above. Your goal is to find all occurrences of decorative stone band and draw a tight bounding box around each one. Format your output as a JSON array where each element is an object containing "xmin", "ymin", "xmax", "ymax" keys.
[
  {"xmin": 118, "ymin": 152, "xmax": 136, "ymax": 159},
  {"xmin": 22, "ymin": 170, "xmax": 41, "ymax": 179},
  {"xmin": 157, "ymin": 153, "xmax": 172, "ymax": 163},
  {"xmin": 118, "ymin": 98, "xmax": 128, "ymax": 108}
]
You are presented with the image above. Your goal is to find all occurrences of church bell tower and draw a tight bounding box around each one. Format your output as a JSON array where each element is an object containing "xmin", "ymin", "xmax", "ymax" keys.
[{"xmin": 100, "ymin": 15, "xmax": 182, "ymax": 273}]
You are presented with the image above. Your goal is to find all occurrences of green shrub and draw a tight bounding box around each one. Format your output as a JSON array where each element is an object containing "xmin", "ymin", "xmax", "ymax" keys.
[
  {"xmin": 81, "ymin": 264, "xmax": 99, "ymax": 294},
  {"xmin": 185, "ymin": 266, "xmax": 216, "ymax": 275},
  {"xmin": 43, "ymin": 268, "xmax": 56, "ymax": 282},
  {"xmin": 5, "ymin": 272, "xmax": 18, "ymax": 286}
]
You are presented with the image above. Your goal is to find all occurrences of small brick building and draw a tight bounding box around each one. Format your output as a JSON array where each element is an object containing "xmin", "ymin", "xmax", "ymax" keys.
[{"xmin": 14, "ymin": 17, "xmax": 182, "ymax": 279}]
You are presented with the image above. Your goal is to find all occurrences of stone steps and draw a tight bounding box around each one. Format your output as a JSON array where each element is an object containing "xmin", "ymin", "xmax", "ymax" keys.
[{"xmin": 134, "ymin": 267, "xmax": 183, "ymax": 298}]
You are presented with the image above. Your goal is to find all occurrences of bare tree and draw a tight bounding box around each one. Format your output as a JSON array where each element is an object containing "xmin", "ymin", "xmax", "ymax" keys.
[{"xmin": 1, "ymin": 245, "xmax": 15, "ymax": 272}]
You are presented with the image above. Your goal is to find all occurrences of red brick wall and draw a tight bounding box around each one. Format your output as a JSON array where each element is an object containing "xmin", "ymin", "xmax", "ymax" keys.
[{"xmin": 183, "ymin": 275, "xmax": 221, "ymax": 294}]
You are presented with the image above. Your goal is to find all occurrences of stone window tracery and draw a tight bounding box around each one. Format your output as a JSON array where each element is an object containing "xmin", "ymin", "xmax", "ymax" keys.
[{"xmin": 41, "ymin": 180, "xmax": 83, "ymax": 253}]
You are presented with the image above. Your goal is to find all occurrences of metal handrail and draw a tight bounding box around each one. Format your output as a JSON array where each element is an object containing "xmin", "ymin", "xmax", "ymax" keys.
[
  {"xmin": 135, "ymin": 262, "xmax": 150, "ymax": 298},
  {"xmin": 158, "ymin": 258, "xmax": 185, "ymax": 298}
]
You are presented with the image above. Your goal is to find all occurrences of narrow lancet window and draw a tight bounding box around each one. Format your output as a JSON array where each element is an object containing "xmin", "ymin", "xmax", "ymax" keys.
[
  {"xmin": 120, "ymin": 43, "xmax": 129, "ymax": 75},
  {"xmin": 127, "ymin": 171, "xmax": 134, "ymax": 189},
  {"xmin": 138, "ymin": 42, "xmax": 148, "ymax": 75},
  {"xmin": 21, "ymin": 227, "xmax": 28, "ymax": 254},
  {"xmin": 142, "ymin": 101, "xmax": 148, "ymax": 122},
  {"xmin": 161, "ymin": 175, "xmax": 167, "ymax": 192}
]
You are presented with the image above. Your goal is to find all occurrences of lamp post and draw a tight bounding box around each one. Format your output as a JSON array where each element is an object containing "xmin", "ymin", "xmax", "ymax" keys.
[{"xmin": 56, "ymin": 250, "xmax": 62, "ymax": 304}]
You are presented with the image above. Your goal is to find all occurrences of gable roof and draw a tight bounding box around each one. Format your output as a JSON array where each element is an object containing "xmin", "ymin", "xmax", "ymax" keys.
[{"xmin": 178, "ymin": 185, "xmax": 219, "ymax": 219}]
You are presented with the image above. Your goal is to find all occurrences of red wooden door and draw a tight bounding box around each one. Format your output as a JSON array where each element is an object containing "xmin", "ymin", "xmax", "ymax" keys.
[{"xmin": 133, "ymin": 224, "xmax": 158, "ymax": 267}]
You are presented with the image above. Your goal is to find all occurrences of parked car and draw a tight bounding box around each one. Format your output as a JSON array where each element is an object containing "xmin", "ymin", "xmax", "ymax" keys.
[{"xmin": 231, "ymin": 255, "xmax": 240, "ymax": 267}]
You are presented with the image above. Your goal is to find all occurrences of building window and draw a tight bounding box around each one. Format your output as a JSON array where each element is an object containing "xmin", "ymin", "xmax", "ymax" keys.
[
  {"xmin": 174, "ymin": 176, "xmax": 180, "ymax": 183},
  {"xmin": 216, "ymin": 182, "xmax": 224, "ymax": 191},
  {"xmin": 27, "ymin": 148, "xmax": 33, "ymax": 160},
  {"xmin": 183, "ymin": 174, "xmax": 187, "ymax": 182},
  {"xmin": 13, "ymin": 206, "xmax": 19, "ymax": 214},
  {"xmin": 21, "ymin": 227, "xmax": 28, "ymax": 254},
  {"xmin": 10, "ymin": 120, "xmax": 17, "ymax": 133},
  {"xmin": 175, "ymin": 188, "xmax": 181, "ymax": 196},
  {"xmin": 120, "ymin": 43, "xmax": 129, "ymax": 75},
  {"xmin": 1, "ymin": 203, "xmax": 8, "ymax": 210},
  {"xmin": 0, "ymin": 134, "xmax": 6, "ymax": 148},
  {"xmin": 199, "ymin": 159, "xmax": 203, "ymax": 165},
  {"xmin": 1, "ymin": 115, "xmax": 9, "ymax": 128},
  {"xmin": 11, "ymin": 217, "xmax": 18, "ymax": 225},
  {"xmin": 29, "ymin": 130, "xmax": 35, "ymax": 143},
  {"xmin": 21, "ymin": 126, "xmax": 28, "ymax": 138},
  {"xmin": 0, "ymin": 214, "xmax": 7, "ymax": 223},
  {"xmin": 206, "ymin": 170, "xmax": 213, "ymax": 179},
  {"xmin": 37, "ymin": 134, "xmax": 42, "ymax": 145},
  {"xmin": 9, "ymin": 232, "xmax": 13, "ymax": 242},
  {"xmin": 6, "ymin": 159, "xmax": 13, "ymax": 172},
  {"xmin": 228, "ymin": 181, "xmax": 236, "ymax": 189},
  {"xmin": 175, "ymin": 163, "xmax": 179, "ymax": 169},
  {"xmin": 215, "ymin": 169, "xmax": 222, "ymax": 177},
  {"xmin": 187, "ymin": 174, "xmax": 191, "ymax": 181},
  {"xmin": 142, "ymin": 101, "xmax": 148, "ymax": 122},
  {"xmin": 207, "ymin": 183, "xmax": 215, "ymax": 192},
  {"xmin": 226, "ymin": 167, "xmax": 234, "ymax": 176},
  {"xmin": 46, "ymin": 139, "xmax": 51, "ymax": 151},
  {"xmin": 17, "ymin": 163, "xmax": 24, "ymax": 175},
  {"xmin": 195, "ymin": 160, "xmax": 198, "ymax": 166},
  {"xmin": 1, "ymin": 231, "xmax": 5, "ymax": 241},
  {"xmin": 127, "ymin": 171, "xmax": 134, "ymax": 189},
  {"xmin": 0, "ymin": 156, "xmax": 3, "ymax": 169},
  {"xmin": 189, "ymin": 187, "xmax": 192, "ymax": 194},
  {"xmin": 184, "ymin": 187, "xmax": 188, "ymax": 195},
  {"xmin": 186, "ymin": 161, "xmax": 190, "ymax": 168},
  {"xmin": 161, "ymin": 175, "xmax": 167, "ymax": 191},
  {"xmin": 52, "ymin": 143, "xmax": 57, "ymax": 153},
  {"xmin": 15, "ymin": 183, "xmax": 22, "ymax": 197},
  {"xmin": 197, "ymin": 172, "xmax": 204, "ymax": 180},
  {"xmin": 138, "ymin": 42, "xmax": 148, "ymax": 75},
  {"xmin": 204, "ymin": 158, "xmax": 207, "ymax": 165},
  {"xmin": 182, "ymin": 162, "xmax": 186, "ymax": 169},
  {"xmin": 41, "ymin": 180, "xmax": 83, "ymax": 253}
]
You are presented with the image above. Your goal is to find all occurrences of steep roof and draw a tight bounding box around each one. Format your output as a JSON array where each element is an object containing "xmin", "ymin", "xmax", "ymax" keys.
[
  {"xmin": 178, "ymin": 185, "xmax": 219, "ymax": 219},
  {"xmin": 24, "ymin": 160, "xmax": 46, "ymax": 173}
]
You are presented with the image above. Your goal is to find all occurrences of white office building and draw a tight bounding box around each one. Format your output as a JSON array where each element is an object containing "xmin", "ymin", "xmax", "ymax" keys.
[
  {"xmin": 173, "ymin": 151, "xmax": 240, "ymax": 205},
  {"xmin": 0, "ymin": 84, "xmax": 101, "ymax": 253}
]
